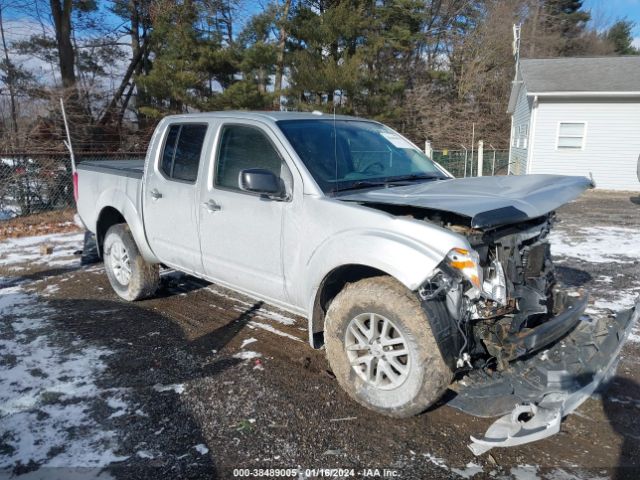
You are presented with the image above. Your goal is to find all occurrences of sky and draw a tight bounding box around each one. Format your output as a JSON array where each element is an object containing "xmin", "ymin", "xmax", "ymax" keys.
[{"xmin": 584, "ymin": 0, "xmax": 640, "ymax": 46}]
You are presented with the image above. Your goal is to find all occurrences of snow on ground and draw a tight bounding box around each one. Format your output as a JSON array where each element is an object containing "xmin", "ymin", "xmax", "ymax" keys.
[
  {"xmin": 233, "ymin": 350, "xmax": 262, "ymax": 360},
  {"xmin": 240, "ymin": 337, "xmax": 257, "ymax": 348},
  {"xmin": 450, "ymin": 462, "xmax": 484, "ymax": 478},
  {"xmin": 593, "ymin": 290, "xmax": 640, "ymax": 313},
  {"xmin": 0, "ymin": 283, "xmax": 129, "ymax": 469},
  {"xmin": 0, "ymin": 232, "xmax": 84, "ymax": 269},
  {"xmin": 0, "ymin": 205, "xmax": 21, "ymax": 221},
  {"xmin": 550, "ymin": 226, "xmax": 640, "ymax": 342},
  {"xmin": 550, "ymin": 227, "xmax": 640, "ymax": 264},
  {"xmin": 153, "ymin": 383, "xmax": 186, "ymax": 394},
  {"xmin": 205, "ymin": 286, "xmax": 298, "ymax": 325}
]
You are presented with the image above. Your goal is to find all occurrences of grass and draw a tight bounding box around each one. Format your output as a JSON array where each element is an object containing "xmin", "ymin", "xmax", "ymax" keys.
[{"xmin": 0, "ymin": 209, "xmax": 81, "ymax": 240}]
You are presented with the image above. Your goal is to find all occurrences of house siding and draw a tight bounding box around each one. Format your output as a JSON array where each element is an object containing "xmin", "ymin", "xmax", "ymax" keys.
[
  {"xmin": 509, "ymin": 85, "xmax": 532, "ymax": 175},
  {"xmin": 530, "ymin": 99, "xmax": 640, "ymax": 191}
]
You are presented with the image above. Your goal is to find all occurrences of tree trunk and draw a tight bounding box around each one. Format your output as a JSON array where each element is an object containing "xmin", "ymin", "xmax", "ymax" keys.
[
  {"xmin": 50, "ymin": 0, "xmax": 75, "ymax": 89},
  {"xmin": 273, "ymin": 0, "xmax": 291, "ymax": 109},
  {"xmin": 99, "ymin": 42, "xmax": 148, "ymax": 125},
  {"xmin": 0, "ymin": 4, "xmax": 18, "ymax": 136}
]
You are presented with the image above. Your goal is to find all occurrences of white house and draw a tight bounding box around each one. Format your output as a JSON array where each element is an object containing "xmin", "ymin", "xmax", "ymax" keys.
[{"xmin": 507, "ymin": 56, "xmax": 640, "ymax": 191}]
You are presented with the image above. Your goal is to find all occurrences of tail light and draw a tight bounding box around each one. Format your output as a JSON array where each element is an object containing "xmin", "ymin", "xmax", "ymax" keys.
[{"xmin": 73, "ymin": 171, "xmax": 79, "ymax": 203}]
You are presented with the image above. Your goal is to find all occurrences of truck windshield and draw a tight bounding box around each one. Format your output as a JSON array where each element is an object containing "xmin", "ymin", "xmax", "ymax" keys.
[{"xmin": 277, "ymin": 119, "xmax": 448, "ymax": 193}]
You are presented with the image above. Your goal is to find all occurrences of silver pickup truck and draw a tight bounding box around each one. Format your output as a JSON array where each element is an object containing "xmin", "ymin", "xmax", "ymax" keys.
[{"xmin": 76, "ymin": 111, "xmax": 638, "ymax": 454}]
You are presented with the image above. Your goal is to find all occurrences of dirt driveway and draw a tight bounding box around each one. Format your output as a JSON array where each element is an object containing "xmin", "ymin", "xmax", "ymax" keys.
[{"xmin": 1, "ymin": 191, "xmax": 639, "ymax": 479}]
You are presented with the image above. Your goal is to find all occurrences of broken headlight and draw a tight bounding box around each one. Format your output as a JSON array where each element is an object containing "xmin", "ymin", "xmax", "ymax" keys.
[
  {"xmin": 482, "ymin": 257, "xmax": 507, "ymax": 305},
  {"xmin": 446, "ymin": 247, "xmax": 483, "ymax": 299}
]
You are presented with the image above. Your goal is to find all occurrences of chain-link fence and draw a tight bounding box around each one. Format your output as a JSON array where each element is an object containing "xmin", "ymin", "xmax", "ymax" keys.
[
  {"xmin": 1, "ymin": 147, "xmax": 511, "ymax": 221},
  {"xmin": 432, "ymin": 149, "xmax": 510, "ymax": 178},
  {"xmin": 0, "ymin": 152, "xmax": 145, "ymax": 220}
]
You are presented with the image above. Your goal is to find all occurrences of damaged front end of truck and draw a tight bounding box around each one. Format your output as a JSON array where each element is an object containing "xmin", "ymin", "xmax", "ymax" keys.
[
  {"xmin": 340, "ymin": 174, "xmax": 639, "ymax": 454},
  {"xmin": 420, "ymin": 211, "xmax": 638, "ymax": 454}
]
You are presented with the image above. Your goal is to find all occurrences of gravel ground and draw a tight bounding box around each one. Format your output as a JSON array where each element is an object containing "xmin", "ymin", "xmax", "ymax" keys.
[{"xmin": 0, "ymin": 190, "xmax": 639, "ymax": 480}]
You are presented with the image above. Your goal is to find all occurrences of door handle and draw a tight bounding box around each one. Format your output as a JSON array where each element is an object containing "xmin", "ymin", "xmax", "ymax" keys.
[
  {"xmin": 202, "ymin": 199, "xmax": 221, "ymax": 212},
  {"xmin": 150, "ymin": 189, "xmax": 163, "ymax": 200}
]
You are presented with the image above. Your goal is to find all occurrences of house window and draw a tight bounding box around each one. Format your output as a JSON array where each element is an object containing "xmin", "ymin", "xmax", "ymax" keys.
[
  {"xmin": 557, "ymin": 122, "xmax": 586, "ymax": 150},
  {"xmin": 521, "ymin": 124, "xmax": 528, "ymax": 149},
  {"xmin": 513, "ymin": 124, "xmax": 528, "ymax": 149}
]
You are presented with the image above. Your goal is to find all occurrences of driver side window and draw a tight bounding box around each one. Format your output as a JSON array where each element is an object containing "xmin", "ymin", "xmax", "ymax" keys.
[{"xmin": 215, "ymin": 125, "xmax": 284, "ymax": 191}]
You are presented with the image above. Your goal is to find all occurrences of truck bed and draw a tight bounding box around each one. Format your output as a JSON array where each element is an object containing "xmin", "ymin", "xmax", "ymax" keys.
[{"xmin": 78, "ymin": 159, "xmax": 145, "ymax": 179}]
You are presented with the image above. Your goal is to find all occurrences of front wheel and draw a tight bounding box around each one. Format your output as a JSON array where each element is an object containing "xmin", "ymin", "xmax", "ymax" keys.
[
  {"xmin": 103, "ymin": 224, "xmax": 159, "ymax": 301},
  {"xmin": 324, "ymin": 276, "xmax": 452, "ymax": 418}
]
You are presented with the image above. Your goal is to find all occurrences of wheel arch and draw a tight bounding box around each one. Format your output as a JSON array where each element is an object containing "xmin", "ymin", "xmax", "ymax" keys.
[
  {"xmin": 96, "ymin": 206, "xmax": 125, "ymax": 257},
  {"xmin": 95, "ymin": 204, "xmax": 157, "ymax": 262},
  {"xmin": 308, "ymin": 264, "xmax": 394, "ymax": 348}
]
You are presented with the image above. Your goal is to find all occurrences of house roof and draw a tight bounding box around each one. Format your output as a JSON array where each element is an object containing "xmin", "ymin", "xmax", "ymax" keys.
[
  {"xmin": 520, "ymin": 56, "xmax": 640, "ymax": 93},
  {"xmin": 507, "ymin": 56, "xmax": 640, "ymax": 113}
]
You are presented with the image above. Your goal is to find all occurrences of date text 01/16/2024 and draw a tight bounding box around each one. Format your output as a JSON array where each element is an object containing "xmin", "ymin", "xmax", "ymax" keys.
[{"xmin": 232, "ymin": 468, "xmax": 400, "ymax": 477}]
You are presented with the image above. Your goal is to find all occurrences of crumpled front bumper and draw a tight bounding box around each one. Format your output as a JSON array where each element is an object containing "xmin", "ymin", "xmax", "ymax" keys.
[{"xmin": 447, "ymin": 297, "xmax": 639, "ymax": 455}]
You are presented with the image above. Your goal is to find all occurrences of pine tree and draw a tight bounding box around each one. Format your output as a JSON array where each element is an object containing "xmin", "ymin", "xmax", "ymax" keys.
[
  {"xmin": 541, "ymin": 0, "xmax": 591, "ymax": 55},
  {"xmin": 606, "ymin": 20, "xmax": 639, "ymax": 55},
  {"xmin": 135, "ymin": 0, "xmax": 212, "ymax": 117}
]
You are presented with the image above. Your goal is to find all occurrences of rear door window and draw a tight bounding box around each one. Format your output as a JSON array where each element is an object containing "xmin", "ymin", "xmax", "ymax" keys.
[{"xmin": 160, "ymin": 124, "xmax": 208, "ymax": 182}]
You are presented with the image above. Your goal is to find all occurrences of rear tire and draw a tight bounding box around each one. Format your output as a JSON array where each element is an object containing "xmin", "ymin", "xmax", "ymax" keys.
[
  {"xmin": 103, "ymin": 224, "xmax": 159, "ymax": 301},
  {"xmin": 324, "ymin": 276, "xmax": 452, "ymax": 418}
]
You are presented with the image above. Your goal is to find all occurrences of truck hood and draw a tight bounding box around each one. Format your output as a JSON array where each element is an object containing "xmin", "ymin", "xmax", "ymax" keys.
[{"xmin": 337, "ymin": 174, "xmax": 593, "ymax": 229}]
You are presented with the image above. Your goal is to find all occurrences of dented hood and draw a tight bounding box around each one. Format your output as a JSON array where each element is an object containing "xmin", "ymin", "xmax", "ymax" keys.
[{"xmin": 338, "ymin": 174, "xmax": 593, "ymax": 229}]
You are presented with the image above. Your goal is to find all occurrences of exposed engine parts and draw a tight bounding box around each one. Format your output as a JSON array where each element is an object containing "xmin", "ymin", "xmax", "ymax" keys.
[{"xmin": 420, "ymin": 213, "xmax": 563, "ymax": 371}]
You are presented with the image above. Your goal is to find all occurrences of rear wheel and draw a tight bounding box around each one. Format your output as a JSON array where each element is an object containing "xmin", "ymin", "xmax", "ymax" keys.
[
  {"xmin": 103, "ymin": 224, "xmax": 159, "ymax": 301},
  {"xmin": 324, "ymin": 276, "xmax": 452, "ymax": 418}
]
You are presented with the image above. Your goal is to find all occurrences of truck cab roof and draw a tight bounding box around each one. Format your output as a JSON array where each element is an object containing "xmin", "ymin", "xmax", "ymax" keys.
[{"xmin": 160, "ymin": 110, "xmax": 370, "ymax": 124}]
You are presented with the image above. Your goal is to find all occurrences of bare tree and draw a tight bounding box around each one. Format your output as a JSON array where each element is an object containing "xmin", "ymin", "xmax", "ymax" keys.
[
  {"xmin": 0, "ymin": 1, "xmax": 18, "ymax": 136},
  {"xmin": 273, "ymin": 0, "xmax": 291, "ymax": 109}
]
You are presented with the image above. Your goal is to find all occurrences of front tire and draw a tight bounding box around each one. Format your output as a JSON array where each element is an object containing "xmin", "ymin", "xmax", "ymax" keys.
[
  {"xmin": 324, "ymin": 276, "xmax": 452, "ymax": 418},
  {"xmin": 103, "ymin": 224, "xmax": 159, "ymax": 301}
]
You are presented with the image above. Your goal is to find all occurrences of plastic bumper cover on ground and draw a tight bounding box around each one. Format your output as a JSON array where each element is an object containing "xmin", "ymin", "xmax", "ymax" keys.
[{"xmin": 447, "ymin": 297, "xmax": 639, "ymax": 455}]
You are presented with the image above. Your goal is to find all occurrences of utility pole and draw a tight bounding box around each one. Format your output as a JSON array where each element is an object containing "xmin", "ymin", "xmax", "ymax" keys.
[
  {"xmin": 512, "ymin": 23, "xmax": 522, "ymax": 81},
  {"xmin": 470, "ymin": 123, "xmax": 475, "ymax": 177}
]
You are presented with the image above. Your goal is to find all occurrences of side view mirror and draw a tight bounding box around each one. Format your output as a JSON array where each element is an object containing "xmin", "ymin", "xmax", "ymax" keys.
[{"xmin": 239, "ymin": 168, "xmax": 282, "ymax": 197}]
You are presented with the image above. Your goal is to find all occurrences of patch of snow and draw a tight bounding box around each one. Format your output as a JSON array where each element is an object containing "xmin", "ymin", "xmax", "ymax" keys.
[
  {"xmin": 107, "ymin": 395, "xmax": 129, "ymax": 418},
  {"xmin": 510, "ymin": 464, "xmax": 540, "ymax": 480},
  {"xmin": 194, "ymin": 444, "xmax": 209, "ymax": 455},
  {"xmin": 248, "ymin": 321, "xmax": 303, "ymax": 342},
  {"xmin": 153, "ymin": 383, "xmax": 185, "ymax": 394},
  {"xmin": 0, "ymin": 204, "xmax": 21, "ymax": 220},
  {"xmin": 550, "ymin": 227, "xmax": 640, "ymax": 264},
  {"xmin": 605, "ymin": 396, "xmax": 640, "ymax": 408},
  {"xmin": 240, "ymin": 337, "xmax": 257, "ymax": 348},
  {"xmin": 593, "ymin": 291, "xmax": 639, "ymax": 312},
  {"xmin": 422, "ymin": 452, "xmax": 449, "ymax": 470},
  {"xmin": 544, "ymin": 469, "xmax": 608, "ymax": 480},
  {"xmin": 206, "ymin": 286, "xmax": 298, "ymax": 325},
  {"xmin": 254, "ymin": 309, "xmax": 297, "ymax": 326},
  {"xmin": 41, "ymin": 284, "xmax": 60, "ymax": 296},
  {"xmin": 233, "ymin": 350, "xmax": 262, "ymax": 360},
  {"xmin": 0, "ymin": 231, "xmax": 83, "ymax": 268},
  {"xmin": 0, "ymin": 284, "xmax": 129, "ymax": 469},
  {"xmin": 451, "ymin": 462, "xmax": 483, "ymax": 478},
  {"xmin": 136, "ymin": 450, "xmax": 154, "ymax": 459}
]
